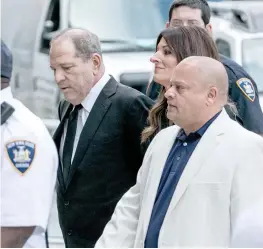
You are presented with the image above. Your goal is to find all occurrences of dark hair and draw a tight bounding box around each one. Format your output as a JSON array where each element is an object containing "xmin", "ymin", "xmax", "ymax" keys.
[
  {"xmin": 141, "ymin": 26, "xmax": 220, "ymax": 144},
  {"xmin": 157, "ymin": 26, "xmax": 219, "ymax": 64},
  {"xmin": 169, "ymin": 0, "xmax": 211, "ymax": 25}
]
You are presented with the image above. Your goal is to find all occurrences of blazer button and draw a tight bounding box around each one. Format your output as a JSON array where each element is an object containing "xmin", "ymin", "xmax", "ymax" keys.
[
  {"xmin": 68, "ymin": 230, "xmax": 72, "ymax": 236},
  {"xmin": 64, "ymin": 200, "xmax": 70, "ymax": 206}
]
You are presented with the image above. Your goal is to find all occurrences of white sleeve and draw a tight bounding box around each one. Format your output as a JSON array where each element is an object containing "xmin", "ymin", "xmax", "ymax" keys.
[
  {"xmin": 230, "ymin": 200, "xmax": 263, "ymax": 247},
  {"xmin": 1, "ymin": 129, "xmax": 58, "ymax": 231},
  {"xmin": 95, "ymin": 169, "xmax": 142, "ymax": 248},
  {"xmin": 230, "ymin": 137, "xmax": 263, "ymax": 247}
]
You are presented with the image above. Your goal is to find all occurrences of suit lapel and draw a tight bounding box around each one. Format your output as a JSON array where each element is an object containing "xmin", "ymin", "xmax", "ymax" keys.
[
  {"xmin": 66, "ymin": 77, "xmax": 117, "ymax": 188},
  {"xmin": 164, "ymin": 110, "xmax": 227, "ymax": 219},
  {"xmin": 53, "ymin": 101, "xmax": 73, "ymax": 192},
  {"xmin": 53, "ymin": 101, "xmax": 72, "ymax": 146}
]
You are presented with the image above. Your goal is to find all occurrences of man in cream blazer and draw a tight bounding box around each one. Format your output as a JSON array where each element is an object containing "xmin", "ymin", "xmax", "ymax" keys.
[{"xmin": 95, "ymin": 57, "xmax": 263, "ymax": 248}]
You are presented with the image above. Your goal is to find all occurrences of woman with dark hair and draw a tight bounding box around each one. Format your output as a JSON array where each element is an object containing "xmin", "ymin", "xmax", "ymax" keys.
[{"xmin": 141, "ymin": 25, "xmax": 221, "ymax": 143}]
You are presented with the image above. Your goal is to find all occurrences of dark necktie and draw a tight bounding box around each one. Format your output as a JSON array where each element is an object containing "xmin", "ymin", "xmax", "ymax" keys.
[{"xmin": 62, "ymin": 104, "xmax": 82, "ymax": 183}]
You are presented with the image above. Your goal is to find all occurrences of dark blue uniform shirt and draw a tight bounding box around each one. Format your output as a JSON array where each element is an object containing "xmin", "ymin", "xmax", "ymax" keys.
[
  {"xmin": 220, "ymin": 55, "xmax": 263, "ymax": 134},
  {"xmin": 147, "ymin": 54, "xmax": 263, "ymax": 134},
  {"xmin": 144, "ymin": 111, "xmax": 221, "ymax": 248}
]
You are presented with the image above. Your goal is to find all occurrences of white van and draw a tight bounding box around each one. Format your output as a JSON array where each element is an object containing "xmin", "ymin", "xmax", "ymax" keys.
[{"xmin": 5, "ymin": 0, "xmax": 163, "ymax": 122}]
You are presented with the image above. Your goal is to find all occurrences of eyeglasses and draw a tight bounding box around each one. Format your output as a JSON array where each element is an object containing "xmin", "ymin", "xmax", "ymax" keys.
[{"xmin": 169, "ymin": 20, "xmax": 204, "ymax": 27}]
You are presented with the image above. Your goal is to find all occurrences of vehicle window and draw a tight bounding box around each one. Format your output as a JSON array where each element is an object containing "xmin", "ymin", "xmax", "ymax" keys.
[
  {"xmin": 69, "ymin": 0, "xmax": 163, "ymax": 52},
  {"xmin": 41, "ymin": 0, "xmax": 60, "ymax": 53},
  {"xmin": 216, "ymin": 39, "xmax": 231, "ymax": 58},
  {"xmin": 242, "ymin": 38, "xmax": 263, "ymax": 92},
  {"xmin": 46, "ymin": 0, "xmax": 60, "ymax": 32}
]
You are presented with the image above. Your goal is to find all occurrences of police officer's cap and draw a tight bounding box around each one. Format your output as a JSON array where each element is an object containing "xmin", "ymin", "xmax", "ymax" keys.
[{"xmin": 1, "ymin": 40, "xmax": 13, "ymax": 80}]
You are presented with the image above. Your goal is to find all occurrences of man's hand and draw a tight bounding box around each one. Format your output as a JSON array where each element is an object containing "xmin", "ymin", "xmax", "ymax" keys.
[{"xmin": 1, "ymin": 227, "xmax": 35, "ymax": 248}]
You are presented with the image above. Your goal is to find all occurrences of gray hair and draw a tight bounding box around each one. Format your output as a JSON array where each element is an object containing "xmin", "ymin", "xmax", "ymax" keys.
[
  {"xmin": 226, "ymin": 97, "xmax": 239, "ymax": 117},
  {"xmin": 51, "ymin": 28, "xmax": 102, "ymax": 61}
]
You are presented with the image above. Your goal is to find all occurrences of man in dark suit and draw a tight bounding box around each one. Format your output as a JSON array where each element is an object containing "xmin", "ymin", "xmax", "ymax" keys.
[{"xmin": 50, "ymin": 28, "xmax": 154, "ymax": 247}]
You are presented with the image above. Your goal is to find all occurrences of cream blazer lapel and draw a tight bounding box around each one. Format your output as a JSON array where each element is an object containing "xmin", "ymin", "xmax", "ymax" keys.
[
  {"xmin": 141, "ymin": 125, "xmax": 180, "ymax": 239},
  {"xmin": 164, "ymin": 109, "xmax": 228, "ymax": 220}
]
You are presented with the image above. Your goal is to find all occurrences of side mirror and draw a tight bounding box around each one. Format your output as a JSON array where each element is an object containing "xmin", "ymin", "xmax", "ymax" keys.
[
  {"xmin": 44, "ymin": 20, "xmax": 55, "ymax": 33},
  {"xmin": 41, "ymin": 29, "xmax": 61, "ymax": 53}
]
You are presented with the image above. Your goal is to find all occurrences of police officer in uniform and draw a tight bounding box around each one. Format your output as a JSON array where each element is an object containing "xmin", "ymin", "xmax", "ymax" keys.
[
  {"xmin": 147, "ymin": 0, "xmax": 263, "ymax": 135},
  {"xmin": 220, "ymin": 54, "xmax": 263, "ymax": 134},
  {"xmin": 1, "ymin": 40, "xmax": 58, "ymax": 247}
]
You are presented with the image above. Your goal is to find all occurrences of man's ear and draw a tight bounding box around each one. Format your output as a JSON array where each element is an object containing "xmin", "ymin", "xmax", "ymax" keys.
[
  {"xmin": 206, "ymin": 23, "xmax": 213, "ymax": 36},
  {"xmin": 92, "ymin": 54, "xmax": 102, "ymax": 75},
  {"xmin": 165, "ymin": 21, "xmax": 170, "ymax": 28},
  {"xmin": 206, "ymin": 86, "xmax": 218, "ymax": 106}
]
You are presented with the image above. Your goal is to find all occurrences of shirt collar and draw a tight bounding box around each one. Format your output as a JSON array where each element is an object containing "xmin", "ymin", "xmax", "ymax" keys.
[
  {"xmin": 0, "ymin": 86, "xmax": 13, "ymax": 105},
  {"xmin": 177, "ymin": 111, "xmax": 222, "ymax": 141},
  {"xmin": 196, "ymin": 111, "xmax": 221, "ymax": 136},
  {"xmin": 81, "ymin": 72, "xmax": 110, "ymax": 112}
]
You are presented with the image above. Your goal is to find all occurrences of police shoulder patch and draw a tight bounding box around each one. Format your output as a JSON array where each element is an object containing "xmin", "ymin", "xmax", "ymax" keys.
[
  {"xmin": 5, "ymin": 140, "xmax": 36, "ymax": 174},
  {"xmin": 236, "ymin": 78, "xmax": 255, "ymax": 102}
]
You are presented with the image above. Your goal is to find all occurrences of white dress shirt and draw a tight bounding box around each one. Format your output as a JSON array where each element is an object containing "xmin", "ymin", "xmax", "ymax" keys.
[{"xmin": 59, "ymin": 72, "xmax": 110, "ymax": 163}]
